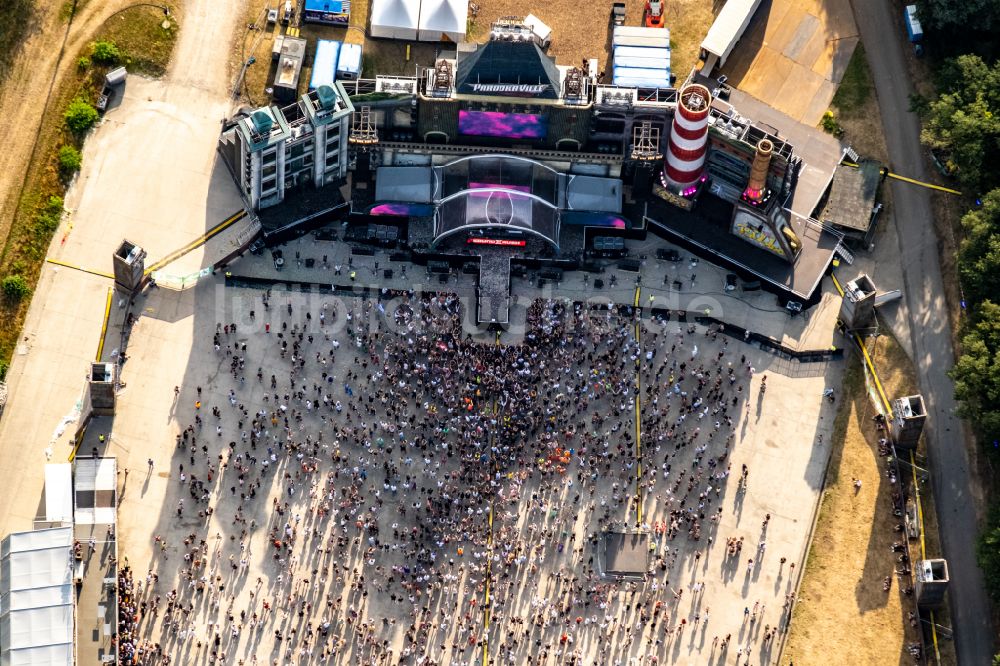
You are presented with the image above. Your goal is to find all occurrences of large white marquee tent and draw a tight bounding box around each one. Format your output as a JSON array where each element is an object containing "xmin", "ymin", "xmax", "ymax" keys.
[
  {"xmin": 369, "ymin": 0, "xmax": 420, "ymax": 40},
  {"xmin": 370, "ymin": 0, "xmax": 468, "ymax": 42},
  {"xmin": 0, "ymin": 527, "xmax": 75, "ymax": 666}
]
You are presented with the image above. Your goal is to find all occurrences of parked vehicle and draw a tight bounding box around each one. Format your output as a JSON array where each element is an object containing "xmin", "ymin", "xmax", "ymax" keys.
[
  {"xmin": 611, "ymin": 2, "xmax": 626, "ymax": 25},
  {"xmin": 96, "ymin": 67, "xmax": 127, "ymax": 114}
]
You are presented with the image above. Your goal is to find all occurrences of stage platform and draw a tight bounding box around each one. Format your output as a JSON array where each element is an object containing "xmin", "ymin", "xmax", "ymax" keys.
[
  {"xmin": 600, "ymin": 530, "xmax": 650, "ymax": 580},
  {"xmin": 640, "ymin": 195, "xmax": 841, "ymax": 303},
  {"xmin": 257, "ymin": 185, "xmax": 348, "ymax": 244},
  {"xmin": 477, "ymin": 251, "xmax": 512, "ymax": 325}
]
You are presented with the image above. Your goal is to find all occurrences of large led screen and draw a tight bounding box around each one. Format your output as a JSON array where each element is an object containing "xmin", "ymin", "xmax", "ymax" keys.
[{"xmin": 458, "ymin": 110, "xmax": 547, "ymax": 140}]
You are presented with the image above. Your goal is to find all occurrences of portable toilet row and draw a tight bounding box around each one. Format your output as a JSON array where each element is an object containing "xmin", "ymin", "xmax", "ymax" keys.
[
  {"xmin": 611, "ymin": 27, "xmax": 671, "ymax": 88},
  {"xmin": 309, "ymin": 40, "xmax": 362, "ymax": 90},
  {"xmin": 612, "ymin": 25, "xmax": 670, "ymax": 49}
]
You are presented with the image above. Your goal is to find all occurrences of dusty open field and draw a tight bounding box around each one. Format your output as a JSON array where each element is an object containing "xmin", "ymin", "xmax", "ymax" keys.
[
  {"xmin": 784, "ymin": 329, "xmax": 949, "ymax": 665},
  {"xmin": 468, "ymin": 0, "xmax": 714, "ymax": 78},
  {"xmin": 238, "ymin": 0, "xmax": 717, "ymax": 103},
  {"xmin": 0, "ymin": 0, "xmax": 141, "ymax": 261}
]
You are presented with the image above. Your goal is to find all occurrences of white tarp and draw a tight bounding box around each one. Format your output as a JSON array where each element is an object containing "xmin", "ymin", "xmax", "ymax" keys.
[
  {"xmin": 0, "ymin": 527, "xmax": 74, "ymax": 666},
  {"xmin": 370, "ymin": 0, "xmax": 420, "ymax": 40},
  {"xmin": 43, "ymin": 465, "xmax": 73, "ymax": 525},
  {"xmin": 417, "ymin": 0, "xmax": 468, "ymax": 42}
]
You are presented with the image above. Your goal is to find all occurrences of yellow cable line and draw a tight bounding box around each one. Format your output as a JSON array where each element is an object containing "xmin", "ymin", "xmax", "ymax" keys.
[
  {"xmin": 45, "ymin": 258, "xmax": 114, "ymax": 280},
  {"xmin": 840, "ymin": 161, "xmax": 962, "ymax": 196},
  {"xmin": 144, "ymin": 209, "xmax": 246, "ymax": 275}
]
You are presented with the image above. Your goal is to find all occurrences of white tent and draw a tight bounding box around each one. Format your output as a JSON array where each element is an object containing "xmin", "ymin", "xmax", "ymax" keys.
[
  {"xmin": 417, "ymin": 0, "xmax": 468, "ymax": 42},
  {"xmin": 370, "ymin": 0, "xmax": 420, "ymax": 40},
  {"xmin": 0, "ymin": 527, "xmax": 74, "ymax": 666}
]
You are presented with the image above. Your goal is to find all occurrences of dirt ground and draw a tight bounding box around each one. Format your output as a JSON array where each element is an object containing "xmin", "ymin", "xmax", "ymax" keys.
[
  {"xmin": 469, "ymin": 0, "xmax": 714, "ymax": 78},
  {"xmin": 783, "ymin": 329, "xmax": 951, "ymax": 665},
  {"xmin": 238, "ymin": 0, "xmax": 716, "ymax": 104}
]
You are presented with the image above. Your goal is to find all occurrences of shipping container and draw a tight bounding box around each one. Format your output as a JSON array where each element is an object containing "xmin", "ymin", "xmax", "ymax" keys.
[
  {"xmin": 304, "ymin": 0, "xmax": 351, "ymax": 25},
  {"xmin": 904, "ymin": 5, "xmax": 923, "ymax": 42},
  {"xmin": 105, "ymin": 66, "xmax": 128, "ymax": 87},
  {"xmin": 336, "ymin": 43, "xmax": 363, "ymax": 80},
  {"xmin": 310, "ymin": 39, "xmax": 341, "ymax": 91}
]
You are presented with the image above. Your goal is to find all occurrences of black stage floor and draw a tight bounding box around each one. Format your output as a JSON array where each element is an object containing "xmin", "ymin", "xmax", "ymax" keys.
[
  {"xmin": 602, "ymin": 531, "xmax": 649, "ymax": 578},
  {"xmin": 259, "ymin": 185, "xmax": 347, "ymax": 242},
  {"xmin": 639, "ymin": 195, "xmax": 840, "ymax": 302}
]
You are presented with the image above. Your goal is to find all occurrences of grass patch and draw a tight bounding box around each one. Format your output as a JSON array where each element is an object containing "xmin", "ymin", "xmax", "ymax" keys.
[
  {"xmin": 0, "ymin": 4, "xmax": 179, "ymax": 379},
  {"xmin": 59, "ymin": 0, "xmax": 90, "ymax": 21},
  {"xmin": 831, "ymin": 44, "xmax": 873, "ymax": 114},
  {"xmin": 784, "ymin": 328, "xmax": 942, "ymax": 664},
  {"xmin": 0, "ymin": 0, "xmax": 37, "ymax": 81},
  {"xmin": 95, "ymin": 5, "xmax": 178, "ymax": 77}
]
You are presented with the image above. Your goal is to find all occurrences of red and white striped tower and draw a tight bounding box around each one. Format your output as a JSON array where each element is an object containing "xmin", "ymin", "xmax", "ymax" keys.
[{"xmin": 663, "ymin": 84, "xmax": 711, "ymax": 192}]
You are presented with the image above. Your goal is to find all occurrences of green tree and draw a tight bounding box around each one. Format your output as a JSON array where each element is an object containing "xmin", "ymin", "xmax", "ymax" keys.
[
  {"xmin": 64, "ymin": 98, "xmax": 98, "ymax": 134},
  {"xmin": 34, "ymin": 195, "xmax": 64, "ymax": 235},
  {"xmin": 1, "ymin": 275, "xmax": 30, "ymax": 301},
  {"xmin": 921, "ymin": 54, "xmax": 1000, "ymax": 192},
  {"xmin": 952, "ymin": 300, "xmax": 1000, "ymax": 446},
  {"xmin": 957, "ymin": 188, "xmax": 1000, "ymax": 305},
  {"xmin": 91, "ymin": 40, "xmax": 121, "ymax": 65},
  {"xmin": 978, "ymin": 505, "xmax": 1000, "ymax": 602},
  {"xmin": 57, "ymin": 145, "xmax": 82, "ymax": 178},
  {"xmin": 918, "ymin": 0, "xmax": 1000, "ymax": 33}
]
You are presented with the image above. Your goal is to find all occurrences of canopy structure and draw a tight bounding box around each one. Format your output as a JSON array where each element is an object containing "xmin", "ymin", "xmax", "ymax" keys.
[
  {"xmin": 0, "ymin": 527, "xmax": 75, "ymax": 666},
  {"xmin": 370, "ymin": 0, "xmax": 420, "ymax": 40},
  {"xmin": 417, "ymin": 0, "xmax": 468, "ymax": 42},
  {"xmin": 74, "ymin": 457, "xmax": 117, "ymax": 526}
]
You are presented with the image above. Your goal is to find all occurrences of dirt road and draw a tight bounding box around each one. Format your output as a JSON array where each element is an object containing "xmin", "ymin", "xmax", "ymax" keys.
[
  {"xmin": 0, "ymin": 0, "xmax": 138, "ymax": 253},
  {"xmin": 849, "ymin": 0, "xmax": 996, "ymax": 662}
]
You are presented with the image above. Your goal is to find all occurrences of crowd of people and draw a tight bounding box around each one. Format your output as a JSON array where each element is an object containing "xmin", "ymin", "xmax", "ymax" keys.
[{"xmin": 125, "ymin": 289, "xmax": 796, "ymax": 665}]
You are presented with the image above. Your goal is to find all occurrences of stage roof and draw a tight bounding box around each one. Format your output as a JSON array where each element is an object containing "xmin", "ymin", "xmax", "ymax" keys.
[
  {"xmin": 566, "ymin": 175, "xmax": 622, "ymax": 213},
  {"xmin": 456, "ymin": 39, "xmax": 561, "ymax": 99},
  {"xmin": 0, "ymin": 527, "xmax": 74, "ymax": 666},
  {"xmin": 376, "ymin": 166, "xmax": 434, "ymax": 203},
  {"xmin": 823, "ymin": 161, "xmax": 881, "ymax": 233}
]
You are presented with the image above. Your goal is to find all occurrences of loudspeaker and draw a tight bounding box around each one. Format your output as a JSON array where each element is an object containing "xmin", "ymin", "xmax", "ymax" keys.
[
  {"xmin": 383, "ymin": 269, "xmax": 393, "ymax": 279},
  {"xmin": 632, "ymin": 164, "xmax": 653, "ymax": 197}
]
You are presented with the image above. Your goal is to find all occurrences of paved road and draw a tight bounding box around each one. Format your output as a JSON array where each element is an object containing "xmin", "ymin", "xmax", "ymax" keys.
[{"xmin": 849, "ymin": 0, "xmax": 995, "ymax": 662}]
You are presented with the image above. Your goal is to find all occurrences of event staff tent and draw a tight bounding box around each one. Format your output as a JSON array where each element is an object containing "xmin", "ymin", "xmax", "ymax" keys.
[
  {"xmin": 370, "ymin": 0, "xmax": 420, "ymax": 40},
  {"xmin": 418, "ymin": 0, "xmax": 468, "ymax": 42}
]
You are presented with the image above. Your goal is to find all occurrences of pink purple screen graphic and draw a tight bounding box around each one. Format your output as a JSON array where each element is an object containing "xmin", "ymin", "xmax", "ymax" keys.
[
  {"xmin": 467, "ymin": 182, "xmax": 531, "ymax": 199},
  {"xmin": 458, "ymin": 111, "xmax": 547, "ymax": 139},
  {"xmin": 368, "ymin": 203, "xmax": 434, "ymax": 217}
]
